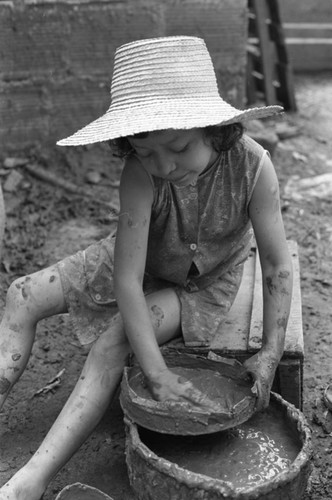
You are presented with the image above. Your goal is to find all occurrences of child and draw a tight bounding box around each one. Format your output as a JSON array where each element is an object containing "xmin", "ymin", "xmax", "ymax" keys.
[{"xmin": 0, "ymin": 36, "xmax": 292, "ymax": 500}]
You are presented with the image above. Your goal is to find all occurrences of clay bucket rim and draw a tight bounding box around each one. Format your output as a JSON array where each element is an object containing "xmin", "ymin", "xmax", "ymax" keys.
[
  {"xmin": 120, "ymin": 355, "xmax": 257, "ymax": 434},
  {"xmin": 121, "ymin": 366, "xmax": 233, "ymax": 417},
  {"xmin": 125, "ymin": 392, "xmax": 312, "ymax": 499}
]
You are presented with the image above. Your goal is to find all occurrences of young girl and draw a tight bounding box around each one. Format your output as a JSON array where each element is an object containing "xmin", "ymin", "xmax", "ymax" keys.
[{"xmin": 0, "ymin": 36, "xmax": 292, "ymax": 500}]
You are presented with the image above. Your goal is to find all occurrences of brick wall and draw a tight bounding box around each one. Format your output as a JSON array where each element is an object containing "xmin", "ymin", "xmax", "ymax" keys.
[{"xmin": 0, "ymin": 0, "xmax": 247, "ymax": 151}]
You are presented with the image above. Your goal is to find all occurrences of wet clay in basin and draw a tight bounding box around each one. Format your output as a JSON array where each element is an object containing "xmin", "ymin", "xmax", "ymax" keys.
[
  {"xmin": 120, "ymin": 352, "xmax": 256, "ymax": 435},
  {"xmin": 125, "ymin": 392, "xmax": 312, "ymax": 500}
]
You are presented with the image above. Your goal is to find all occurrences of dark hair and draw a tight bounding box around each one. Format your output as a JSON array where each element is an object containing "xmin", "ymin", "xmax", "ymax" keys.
[
  {"xmin": 109, "ymin": 123, "xmax": 244, "ymax": 158},
  {"xmin": 204, "ymin": 123, "xmax": 244, "ymax": 153}
]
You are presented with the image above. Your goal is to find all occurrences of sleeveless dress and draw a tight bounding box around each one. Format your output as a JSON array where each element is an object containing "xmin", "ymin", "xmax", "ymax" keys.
[{"xmin": 58, "ymin": 135, "xmax": 267, "ymax": 346}]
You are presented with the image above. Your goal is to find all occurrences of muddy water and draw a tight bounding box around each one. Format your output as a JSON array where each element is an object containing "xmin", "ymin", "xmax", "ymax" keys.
[
  {"xmin": 131, "ymin": 366, "xmax": 253, "ymax": 411},
  {"xmin": 139, "ymin": 404, "xmax": 301, "ymax": 490}
]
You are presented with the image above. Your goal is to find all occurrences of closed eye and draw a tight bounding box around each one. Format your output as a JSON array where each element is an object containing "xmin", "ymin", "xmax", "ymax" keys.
[{"xmin": 172, "ymin": 143, "xmax": 190, "ymax": 154}]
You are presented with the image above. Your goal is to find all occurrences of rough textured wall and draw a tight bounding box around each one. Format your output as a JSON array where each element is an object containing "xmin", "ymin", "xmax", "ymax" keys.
[{"xmin": 0, "ymin": 0, "xmax": 247, "ymax": 151}]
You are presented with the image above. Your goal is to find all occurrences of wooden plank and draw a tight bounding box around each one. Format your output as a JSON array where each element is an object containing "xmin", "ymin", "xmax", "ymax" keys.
[
  {"xmin": 286, "ymin": 42, "xmax": 332, "ymax": 71},
  {"xmin": 278, "ymin": 358, "xmax": 303, "ymax": 409},
  {"xmin": 283, "ymin": 22, "xmax": 332, "ymax": 38},
  {"xmin": 248, "ymin": 240, "xmax": 304, "ymax": 358},
  {"xmin": 283, "ymin": 22, "xmax": 332, "ymax": 71}
]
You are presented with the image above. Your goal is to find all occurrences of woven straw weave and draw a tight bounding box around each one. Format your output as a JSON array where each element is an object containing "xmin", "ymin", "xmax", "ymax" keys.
[{"xmin": 57, "ymin": 36, "xmax": 282, "ymax": 146}]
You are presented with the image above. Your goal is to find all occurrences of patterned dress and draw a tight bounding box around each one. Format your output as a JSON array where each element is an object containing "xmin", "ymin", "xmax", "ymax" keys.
[{"xmin": 58, "ymin": 135, "xmax": 267, "ymax": 346}]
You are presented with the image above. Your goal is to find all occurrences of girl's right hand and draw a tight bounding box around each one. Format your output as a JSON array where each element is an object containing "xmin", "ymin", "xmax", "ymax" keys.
[{"xmin": 146, "ymin": 368, "xmax": 223, "ymax": 413}]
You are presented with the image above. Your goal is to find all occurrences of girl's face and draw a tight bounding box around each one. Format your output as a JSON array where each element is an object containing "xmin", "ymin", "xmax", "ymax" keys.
[{"xmin": 128, "ymin": 128, "xmax": 218, "ymax": 187}]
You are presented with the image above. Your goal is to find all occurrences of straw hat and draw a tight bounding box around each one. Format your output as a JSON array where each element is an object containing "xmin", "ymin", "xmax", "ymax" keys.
[{"xmin": 57, "ymin": 36, "xmax": 283, "ymax": 146}]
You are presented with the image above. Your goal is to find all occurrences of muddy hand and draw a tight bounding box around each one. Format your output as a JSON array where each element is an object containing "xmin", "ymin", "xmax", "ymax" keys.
[
  {"xmin": 147, "ymin": 368, "xmax": 223, "ymax": 413},
  {"xmin": 242, "ymin": 349, "xmax": 280, "ymax": 412}
]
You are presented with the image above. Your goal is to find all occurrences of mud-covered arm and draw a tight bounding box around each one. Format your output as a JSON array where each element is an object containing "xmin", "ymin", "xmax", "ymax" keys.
[
  {"xmin": 113, "ymin": 156, "xmax": 168, "ymax": 380},
  {"xmin": 113, "ymin": 157, "xmax": 221, "ymax": 411},
  {"xmin": 246, "ymin": 153, "xmax": 293, "ymax": 411}
]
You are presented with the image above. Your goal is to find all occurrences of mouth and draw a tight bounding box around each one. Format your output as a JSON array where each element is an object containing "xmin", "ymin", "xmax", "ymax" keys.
[{"xmin": 169, "ymin": 173, "xmax": 189, "ymax": 185}]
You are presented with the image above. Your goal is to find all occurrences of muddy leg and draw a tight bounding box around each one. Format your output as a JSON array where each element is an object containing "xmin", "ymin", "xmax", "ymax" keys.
[
  {"xmin": 0, "ymin": 316, "xmax": 130, "ymax": 500},
  {"xmin": 0, "ymin": 266, "xmax": 67, "ymax": 410},
  {"xmin": 0, "ymin": 288, "xmax": 181, "ymax": 500}
]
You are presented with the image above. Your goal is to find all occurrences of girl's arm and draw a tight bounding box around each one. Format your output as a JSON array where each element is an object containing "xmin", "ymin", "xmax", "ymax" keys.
[
  {"xmin": 247, "ymin": 153, "xmax": 293, "ymax": 411},
  {"xmin": 113, "ymin": 156, "xmax": 168, "ymax": 380},
  {"xmin": 114, "ymin": 157, "xmax": 221, "ymax": 411}
]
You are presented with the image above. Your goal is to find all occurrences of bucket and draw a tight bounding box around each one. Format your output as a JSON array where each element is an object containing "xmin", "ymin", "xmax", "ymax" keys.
[
  {"xmin": 55, "ymin": 482, "xmax": 114, "ymax": 500},
  {"xmin": 120, "ymin": 352, "xmax": 257, "ymax": 435},
  {"xmin": 125, "ymin": 392, "xmax": 312, "ymax": 500}
]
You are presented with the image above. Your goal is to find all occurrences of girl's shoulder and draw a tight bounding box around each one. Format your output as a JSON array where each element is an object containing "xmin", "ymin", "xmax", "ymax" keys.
[
  {"xmin": 120, "ymin": 154, "xmax": 155, "ymax": 205},
  {"xmin": 236, "ymin": 134, "xmax": 266, "ymax": 158},
  {"xmin": 226, "ymin": 134, "xmax": 266, "ymax": 172}
]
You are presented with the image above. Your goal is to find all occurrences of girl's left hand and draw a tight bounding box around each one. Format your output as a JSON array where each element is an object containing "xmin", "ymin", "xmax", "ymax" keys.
[{"xmin": 242, "ymin": 348, "xmax": 280, "ymax": 411}]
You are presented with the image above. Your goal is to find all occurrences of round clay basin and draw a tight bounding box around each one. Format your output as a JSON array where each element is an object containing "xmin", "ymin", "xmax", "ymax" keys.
[
  {"xmin": 125, "ymin": 392, "xmax": 312, "ymax": 500},
  {"xmin": 55, "ymin": 482, "xmax": 114, "ymax": 500},
  {"xmin": 120, "ymin": 352, "xmax": 256, "ymax": 435}
]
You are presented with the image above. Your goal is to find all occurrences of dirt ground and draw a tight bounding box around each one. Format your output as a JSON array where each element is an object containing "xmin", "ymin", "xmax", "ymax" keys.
[{"xmin": 0, "ymin": 72, "xmax": 331, "ymax": 500}]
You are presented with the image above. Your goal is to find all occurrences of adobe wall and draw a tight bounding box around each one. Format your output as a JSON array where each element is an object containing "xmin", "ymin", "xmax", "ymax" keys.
[{"xmin": 0, "ymin": 0, "xmax": 247, "ymax": 151}]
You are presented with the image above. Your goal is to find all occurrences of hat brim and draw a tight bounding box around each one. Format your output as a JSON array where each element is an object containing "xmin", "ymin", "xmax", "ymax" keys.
[{"xmin": 57, "ymin": 101, "xmax": 283, "ymax": 147}]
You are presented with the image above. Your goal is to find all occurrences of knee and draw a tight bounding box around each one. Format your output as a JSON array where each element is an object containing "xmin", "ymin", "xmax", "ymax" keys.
[
  {"xmin": 5, "ymin": 276, "xmax": 33, "ymax": 312},
  {"xmin": 90, "ymin": 319, "xmax": 129, "ymax": 364}
]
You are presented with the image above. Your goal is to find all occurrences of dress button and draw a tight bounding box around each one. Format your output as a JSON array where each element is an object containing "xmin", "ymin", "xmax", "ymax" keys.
[
  {"xmin": 190, "ymin": 243, "xmax": 197, "ymax": 251},
  {"xmin": 95, "ymin": 293, "xmax": 102, "ymax": 301},
  {"xmin": 190, "ymin": 180, "xmax": 197, "ymax": 187}
]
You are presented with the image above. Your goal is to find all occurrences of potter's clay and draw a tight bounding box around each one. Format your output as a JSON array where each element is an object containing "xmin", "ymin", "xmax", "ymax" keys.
[
  {"xmin": 120, "ymin": 353, "xmax": 256, "ymax": 435},
  {"xmin": 139, "ymin": 403, "xmax": 300, "ymax": 489},
  {"xmin": 125, "ymin": 392, "xmax": 312, "ymax": 500}
]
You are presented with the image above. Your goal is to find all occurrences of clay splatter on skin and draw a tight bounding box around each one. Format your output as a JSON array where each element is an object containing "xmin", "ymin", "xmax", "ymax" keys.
[
  {"xmin": 9, "ymin": 323, "xmax": 20, "ymax": 333},
  {"xmin": 49, "ymin": 275, "xmax": 56, "ymax": 283},
  {"xmin": 151, "ymin": 305, "xmax": 165, "ymax": 329},
  {"xmin": 19, "ymin": 275, "xmax": 37, "ymax": 302},
  {"xmin": 266, "ymin": 271, "xmax": 291, "ymax": 297},
  {"xmin": 0, "ymin": 377, "xmax": 11, "ymax": 394},
  {"xmin": 277, "ymin": 317, "xmax": 287, "ymax": 330},
  {"xmin": 12, "ymin": 353, "xmax": 21, "ymax": 362},
  {"xmin": 127, "ymin": 217, "xmax": 138, "ymax": 228},
  {"xmin": 266, "ymin": 277, "xmax": 277, "ymax": 296},
  {"xmin": 119, "ymin": 212, "xmax": 139, "ymax": 229},
  {"xmin": 119, "ymin": 212, "xmax": 148, "ymax": 229},
  {"xmin": 148, "ymin": 379, "xmax": 162, "ymax": 393},
  {"xmin": 278, "ymin": 270, "xmax": 290, "ymax": 279}
]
